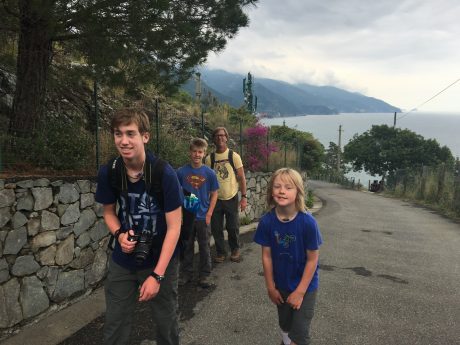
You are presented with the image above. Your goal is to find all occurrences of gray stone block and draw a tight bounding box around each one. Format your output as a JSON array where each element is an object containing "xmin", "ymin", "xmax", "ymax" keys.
[
  {"xmin": 31, "ymin": 231, "xmax": 57, "ymax": 250},
  {"xmin": 57, "ymin": 203, "xmax": 68, "ymax": 217},
  {"xmin": 73, "ymin": 209, "xmax": 96, "ymax": 236},
  {"xmin": 0, "ymin": 189, "xmax": 15, "ymax": 208},
  {"xmin": 27, "ymin": 217, "xmax": 41, "ymax": 236},
  {"xmin": 55, "ymin": 235, "xmax": 74, "ymax": 266},
  {"xmin": 12, "ymin": 211, "xmax": 28, "ymax": 229},
  {"xmin": 41, "ymin": 210, "xmax": 60, "ymax": 230},
  {"xmin": 77, "ymin": 180, "xmax": 91, "ymax": 194},
  {"xmin": 0, "ymin": 258, "xmax": 9, "ymax": 283},
  {"xmin": 37, "ymin": 245, "xmax": 56, "ymax": 266},
  {"xmin": 20, "ymin": 276, "xmax": 49, "ymax": 319},
  {"xmin": 33, "ymin": 178, "xmax": 50, "ymax": 187},
  {"xmin": 4, "ymin": 227, "xmax": 28, "ymax": 255},
  {"xmin": 87, "ymin": 246, "xmax": 108, "ymax": 286},
  {"xmin": 80, "ymin": 193, "xmax": 95, "ymax": 209},
  {"xmin": 17, "ymin": 193, "xmax": 34, "ymax": 211},
  {"xmin": 0, "ymin": 207, "xmax": 12, "ymax": 228},
  {"xmin": 61, "ymin": 202, "xmax": 80, "ymax": 225},
  {"xmin": 57, "ymin": 184, "xmax": 80, "ymax": 204},
  {"xmin": 32, "ymin": 187, "xmax": 53, "ymax": 211},
  {"xmin": 93, "ymin": 202, "xmax": 104, "ymax": 217},
  {"xmin": 90, "ymin": 219, "xmax": 108, "ymax": 242},
  {"xmin": 11, "ymin": 255, "xmax": 40, "ymax": 276},
  {"xmin": 50, "ymin": 180, "xmax": 63, "ymax": 187},
  {"xmin": 0, "ymin": 278, "xmax": 23, "ymax": 328},
  {"xmin": 16, "ymin": 180, "xmax": 34, "ymax": 189},
  {"xmin": 43, "ymin": 266, "xmax": 59, "ymax": 296},
  {"xmin": 70, "ymin": 247, "xmax": 95, "ymax": 269},
  {"xmin": 76, "ymin": 231, "xmax": 91, "ymax": 249},
  {"xmin": 52, "ymin": 269, "xmax": 84, "ymax": 302},
  {"xmin": 56, "ymin": 226, "xmax": 74, "ymax": 240}
]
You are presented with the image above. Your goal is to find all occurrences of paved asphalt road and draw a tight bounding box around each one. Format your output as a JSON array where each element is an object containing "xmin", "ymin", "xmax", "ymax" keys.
[
  {"xmin": 177, "ymin": 181, "xmax": 460, "ymax": 345},
  {"xmin": 3, "ymin": 181, "xmax": 459, "ymax": 345}
]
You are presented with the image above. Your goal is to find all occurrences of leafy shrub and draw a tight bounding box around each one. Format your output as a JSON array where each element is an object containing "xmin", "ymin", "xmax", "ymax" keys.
[
  {"xmin": 8, "ymin": 115, "xmax": 94, "ymax": 171},
  {"xmin": 305, "ymin": 190, "xmax": 314, "ymax": 209}
]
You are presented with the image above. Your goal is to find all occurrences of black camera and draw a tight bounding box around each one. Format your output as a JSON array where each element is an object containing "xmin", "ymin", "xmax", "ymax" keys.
[{"xmin": 128, "ymin": 233, "xmax": 153, "ymax": 266}]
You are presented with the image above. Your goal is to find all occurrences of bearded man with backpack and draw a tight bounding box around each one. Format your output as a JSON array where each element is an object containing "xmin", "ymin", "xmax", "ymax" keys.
[
  {"xmin": 95, "ymin": 108, "xmax": 183, "ymax": 345},
  {"xmin": 205, "ymin": 127, "xmax": 247, "ymax": 263}
]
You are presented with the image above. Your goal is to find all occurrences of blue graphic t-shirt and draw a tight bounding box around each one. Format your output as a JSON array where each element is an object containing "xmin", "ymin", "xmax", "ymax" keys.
[
  {"xmin": 95, "ymin": 153, "xmax": 183, "ymax": 270},
  {"xmin": 254, "ymin": 210, "xmax": 322, "ymax": 293},
  {"xmin": 176, "ymin": 164, "xmax": 219, "ymax": 220}
]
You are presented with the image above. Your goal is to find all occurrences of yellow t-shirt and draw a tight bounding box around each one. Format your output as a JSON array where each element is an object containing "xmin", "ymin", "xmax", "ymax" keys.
[{"xmin": 205, "ymin": 148, "xmax": 243, "ymax": 200}]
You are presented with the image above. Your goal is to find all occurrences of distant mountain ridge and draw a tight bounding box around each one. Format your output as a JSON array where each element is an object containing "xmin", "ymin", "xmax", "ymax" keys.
[{"xmin": 181, "ymin": 69, "xmax": 401, "ymax": 116}]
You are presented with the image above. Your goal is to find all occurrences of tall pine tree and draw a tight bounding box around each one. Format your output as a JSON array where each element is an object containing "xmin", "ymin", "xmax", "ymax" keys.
[{"xmin": 1, "ymin": 0, "xmax": 257, "ymax": 135}]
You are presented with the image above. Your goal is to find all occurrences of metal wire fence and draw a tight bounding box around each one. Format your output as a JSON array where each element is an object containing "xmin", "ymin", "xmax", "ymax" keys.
[
  {"xmin": 385, "ymin": 164, "xmax": 460, "ymax": 217},
  {"xmin": 1, "ymin": 106, "xmax": 304, "ymax": 177}
]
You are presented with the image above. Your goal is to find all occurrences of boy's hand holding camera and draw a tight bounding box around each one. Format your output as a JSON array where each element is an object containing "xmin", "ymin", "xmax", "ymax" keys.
[{"xmin": 118, "ymin": 229, "xmax": 137, "ymax": 254}]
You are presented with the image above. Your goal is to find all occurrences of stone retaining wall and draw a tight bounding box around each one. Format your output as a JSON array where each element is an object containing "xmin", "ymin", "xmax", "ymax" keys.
[{"xmin": 0, "ymin": 171, "xmax": 306, "ymax": 333}]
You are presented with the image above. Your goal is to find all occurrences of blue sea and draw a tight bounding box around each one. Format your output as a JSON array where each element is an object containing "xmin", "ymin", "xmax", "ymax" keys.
[{"xmin": 262, "ymin": 112, "xmax": 460, "ymax": 183}]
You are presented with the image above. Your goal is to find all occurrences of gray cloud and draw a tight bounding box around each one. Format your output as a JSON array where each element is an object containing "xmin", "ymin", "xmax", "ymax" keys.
[{"xmin": 206, "ymin": 0, "xmax": 460, "ymax": 111}]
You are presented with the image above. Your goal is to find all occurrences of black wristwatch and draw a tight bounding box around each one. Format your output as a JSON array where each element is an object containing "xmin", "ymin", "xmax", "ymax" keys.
[
  {"xmin": 150, "ymin": 271, "xmax": 165, "ymax": 283},
  {"xmin": 241, "ymin": 194, "xmax": 247, "ymax": 198}
]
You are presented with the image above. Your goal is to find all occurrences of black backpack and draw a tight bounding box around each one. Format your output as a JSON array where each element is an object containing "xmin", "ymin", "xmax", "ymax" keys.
[{"xmin": 208, "ymin": 149, "xmax": 238, "ymax": 176}]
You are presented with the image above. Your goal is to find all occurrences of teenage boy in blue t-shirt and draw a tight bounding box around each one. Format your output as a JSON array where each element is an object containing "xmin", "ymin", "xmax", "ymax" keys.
[
  {"xmin": 95, "ymin": 108, "xmax": 183, "ymax": 345},
  {"xmin": 177, "ymin": 138, "xmax": 219, "ymax": 288}
]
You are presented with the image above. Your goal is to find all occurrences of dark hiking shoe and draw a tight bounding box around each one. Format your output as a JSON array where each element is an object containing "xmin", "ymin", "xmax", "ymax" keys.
[
  {"xmin": 178, "ymin": 275, "xmax": 191, "ymax": 286},
  {"xmin": 230, "ymin": 249, "xmax": 241, "ymax": 262},
  {"xmin": 198, "ymin": 276, "xmax": 213, "ymax": 288},
  {"xmin": 213, "ymin": 254, "xmax": 226, "ymax": 263}
]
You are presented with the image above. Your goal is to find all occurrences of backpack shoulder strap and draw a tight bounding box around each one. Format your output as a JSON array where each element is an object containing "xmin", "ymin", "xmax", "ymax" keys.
[
  {"xmin": 144, "ymin": 156, "xmax": 166, "ymax": 210},
  {"xmin": 210, "ymin": 152, "xmax": 216, "ymax": 170},
  {"xmin": 106, "ymin": 156, "xmax": 128, "ymax": 250},
  {"xmin": 107, "ymin": 156, "xmax": 128, "ymax": 198},
  {"xmin": 228, "ymin": 149, "xmax": 238, "ymax": 176}
]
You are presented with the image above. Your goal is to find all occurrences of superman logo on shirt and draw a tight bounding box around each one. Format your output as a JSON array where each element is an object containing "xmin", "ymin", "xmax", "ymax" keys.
[{"xmin": 186, "ymin": 174, "xmax": 206, "ymax": 189}]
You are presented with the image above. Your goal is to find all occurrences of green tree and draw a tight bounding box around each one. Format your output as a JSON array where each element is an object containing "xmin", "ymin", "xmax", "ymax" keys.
[
  {"xmin": 323, "ymin": 141, "xmax": 347, "ymax": 174},
  {"xmin": 1, "ymin": 0, "xmax": 257, "ymax": 135},
  {"xmin": 270, "ymin": 125, "xmax": 324, "ymax": 172},
  {"xmin": 344, "ymin": 125, "xmax": 454, "ymax": 179}
]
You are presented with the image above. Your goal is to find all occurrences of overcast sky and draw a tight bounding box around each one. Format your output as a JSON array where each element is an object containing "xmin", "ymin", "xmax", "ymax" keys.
[{"xmin": 205, "ymin": 0, "xmax": 460, "ymax": 113}]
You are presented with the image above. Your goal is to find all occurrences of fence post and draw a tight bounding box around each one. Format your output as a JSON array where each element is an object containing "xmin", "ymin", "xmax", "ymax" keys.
[
  {"xmin": 239, "ymin": 118, "xmax": 243, "ymax": 158},
  {"xmin": 453, "ymin": 176, "xmax": 460, "ymax": 216},
  {"xmin": 155, "ymin": 98, "xmax": 160, "ymax": 156},
  {"xmin": 437, "ymin": 163, "xmax": 446, "ymax": 202},
  {"xmin": 266, "ymin": 127, "xmax": 270, "ymax": 172},
  {"xmin": 94, "ymin": 78, "xmax": 100, "ymax": 171}
]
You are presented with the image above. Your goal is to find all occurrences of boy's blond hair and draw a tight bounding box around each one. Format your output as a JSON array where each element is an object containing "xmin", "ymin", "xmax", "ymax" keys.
[
  {"xmin": 189, "ymin": 138, "xmax": 208, "ymax": 151},
  {"xmin": 266, "ymin": 168, "xmax": 306, "ymax": 212},
  {"xmin": 111, "ymin": 108, "xmax": 150, "ymax": 134}
]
